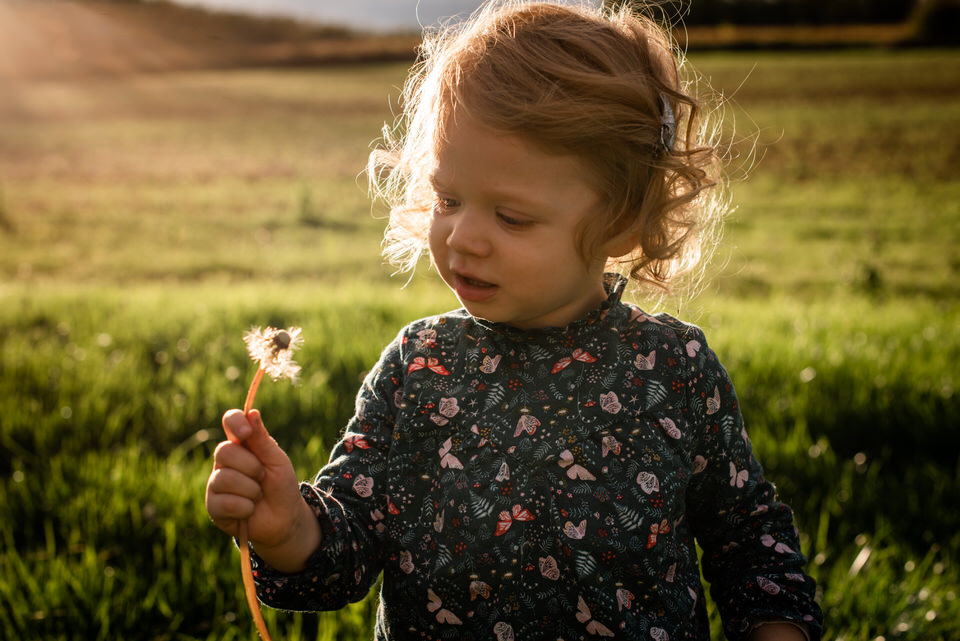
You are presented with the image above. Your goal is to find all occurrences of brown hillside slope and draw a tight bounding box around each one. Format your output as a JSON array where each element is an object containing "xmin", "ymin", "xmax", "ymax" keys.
[{"xmin": 0, "ymin": 0, "xmax": 420, "ymax": 81}]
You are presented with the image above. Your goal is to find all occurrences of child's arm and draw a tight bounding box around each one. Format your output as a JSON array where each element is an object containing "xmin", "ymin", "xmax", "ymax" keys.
[
  {"xmin": 682, "ymin": 328, "xmax": 822, "ymax": 641},
  {"xmin": 205, "ymin": 409, "xmax": 322, "ymax": 573},
  {"xmin": 241, "ymin": 334, "xmax": 407, "ymax": 611}
]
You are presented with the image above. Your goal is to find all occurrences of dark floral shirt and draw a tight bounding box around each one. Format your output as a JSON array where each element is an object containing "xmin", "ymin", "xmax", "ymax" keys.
[{"xmin": 250, "ymin": 275, "xmax": 822, "ymax": 640}]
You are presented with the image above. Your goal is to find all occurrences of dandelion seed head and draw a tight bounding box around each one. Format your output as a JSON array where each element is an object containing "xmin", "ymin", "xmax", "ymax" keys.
[{"xmin": 244, "ymin": 326, "xmax": 303, "ymax": 382}]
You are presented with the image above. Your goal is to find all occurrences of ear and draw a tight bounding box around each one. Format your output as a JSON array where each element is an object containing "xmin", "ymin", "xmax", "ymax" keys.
[{"xmin": 601, "ymin": 230, "xmax": 639, "ymax": 260}]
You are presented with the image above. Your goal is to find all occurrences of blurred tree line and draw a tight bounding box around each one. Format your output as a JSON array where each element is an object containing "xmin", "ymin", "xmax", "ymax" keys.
[{"xmin": 608, "ymin": 0, "xmax": 954, "ymax": 26}]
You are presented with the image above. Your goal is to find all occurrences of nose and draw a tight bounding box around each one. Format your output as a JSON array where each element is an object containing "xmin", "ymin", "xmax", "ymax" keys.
[{"xmin": 445, "ymin": 207, "xmax": 492, "ymax": 257}]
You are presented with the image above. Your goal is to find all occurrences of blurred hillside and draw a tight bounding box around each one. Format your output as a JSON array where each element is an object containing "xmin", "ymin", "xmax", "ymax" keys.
[
  {"xmin": 2, "ymin": 0, "xmax": 952, "ymax": 81},
  {"xmin": 0, "ymin": 0, "xmax": 419, "ymax": 81}
]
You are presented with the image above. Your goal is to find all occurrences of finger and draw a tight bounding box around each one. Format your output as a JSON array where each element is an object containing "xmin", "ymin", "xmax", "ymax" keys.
[
  {"xmin": 206, "ymin": 490, "xmax": 256, "ymax": 523},
  {"xmin": 243, "ymin": 410, "xmax": 291, "ymax": 469},
  {"xmin": 213, "ymin": 440, "xmax": 265, "ymax": 481},
  {"xmin": 207, "ymin": 466, "xmax": 264, "ymax": 503},
  {"xmin": 222, "ymin": 408, "xmax": 252, "ymax": 444}
]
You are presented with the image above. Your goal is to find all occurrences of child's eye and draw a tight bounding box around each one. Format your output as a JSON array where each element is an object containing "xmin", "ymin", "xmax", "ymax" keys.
[
  {"xmin": 433, "ymin": 197, "xmax": 460, "ymax": 214},
  {"xmin": 497, "ymin": 211, "xmax": 531, "ymax": 228}
]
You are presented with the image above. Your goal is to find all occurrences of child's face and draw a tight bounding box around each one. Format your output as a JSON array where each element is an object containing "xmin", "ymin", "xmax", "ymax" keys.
[{"xmin": 428, "ymin": 115, "xmax": 610, "ymax": 329}]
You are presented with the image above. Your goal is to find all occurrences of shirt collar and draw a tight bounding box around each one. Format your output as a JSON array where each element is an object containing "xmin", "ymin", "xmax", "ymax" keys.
[{"xmin": 469, "ymin": 272, "xmax": 629, "ymax": 342}]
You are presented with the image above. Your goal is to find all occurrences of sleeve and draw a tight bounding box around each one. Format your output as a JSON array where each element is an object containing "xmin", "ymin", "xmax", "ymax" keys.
[
  {"xmin": 249, "ymin": 332, "xmax": 405, "ymax": 611},
  {"xmin": 682, "ymin": 326, "xmax": 823, "ymax": 641}
]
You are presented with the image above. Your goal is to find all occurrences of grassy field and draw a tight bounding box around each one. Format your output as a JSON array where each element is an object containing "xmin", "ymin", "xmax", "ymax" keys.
[{"xmin": 1, "ymin": 48, "xmax": 959, "ymax": 640}]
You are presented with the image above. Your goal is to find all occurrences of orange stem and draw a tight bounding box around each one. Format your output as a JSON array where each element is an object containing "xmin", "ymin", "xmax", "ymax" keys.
[
  {"xmin": 236, "ymin": 367, "xmax": 273, "ymax": 641},
  {"xmin": 236, "ymin": 521, "xmax": 273, "ymax": 641},
  {"xmin": 244, "ymin": 367, "xmax": 265, "ymax": 416}
]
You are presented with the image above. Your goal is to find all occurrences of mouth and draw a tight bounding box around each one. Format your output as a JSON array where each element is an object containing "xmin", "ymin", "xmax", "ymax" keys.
[
  {"xmin": 458, "ymin": 273, "xmax": 494, "ymax": 287},
  {"xmin": 452, "ymin": 271, "xmax": 498, "ymax": 303}
]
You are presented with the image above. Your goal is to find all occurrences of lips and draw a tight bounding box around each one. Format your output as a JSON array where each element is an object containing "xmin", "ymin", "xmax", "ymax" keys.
[{"xmin": 452, "ymin": 272, "xmax": 498, "ymax": 303}]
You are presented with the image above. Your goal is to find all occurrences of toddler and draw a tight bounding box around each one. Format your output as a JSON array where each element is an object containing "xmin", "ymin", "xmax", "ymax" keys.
[{"xmin": 205, "ymin": 2, "xmax": 823, "ymax": 639}]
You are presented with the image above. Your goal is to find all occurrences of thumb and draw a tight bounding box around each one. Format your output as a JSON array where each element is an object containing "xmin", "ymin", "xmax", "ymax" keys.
[{"xmin": 243, "ymin": 409, "xmax": 290, "ymax": 468}]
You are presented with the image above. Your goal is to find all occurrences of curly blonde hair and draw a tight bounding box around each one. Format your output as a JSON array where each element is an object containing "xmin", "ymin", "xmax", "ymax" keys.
[{"xmin": 369, "ymin": 0, "xmax": 728, "ymax": 295}]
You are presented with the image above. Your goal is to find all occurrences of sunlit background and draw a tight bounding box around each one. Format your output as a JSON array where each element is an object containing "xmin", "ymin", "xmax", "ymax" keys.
[
  {"xmin": 169, "ymin": 0, "xmax": 537, "ymax": 31},
  {"xmin": 1, "ymin": 1, "xmax": 958, "ymax": 640}
]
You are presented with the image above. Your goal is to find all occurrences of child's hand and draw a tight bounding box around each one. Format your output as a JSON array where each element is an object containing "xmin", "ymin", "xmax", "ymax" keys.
[{"xmin": 205, "ymin": 409, "xmax": 321, "ymax": 573}]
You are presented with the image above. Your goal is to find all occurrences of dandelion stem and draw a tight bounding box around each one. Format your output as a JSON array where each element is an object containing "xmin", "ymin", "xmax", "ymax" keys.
[
  {"xmin": 236, "ymin": 520, "xmax": 272, "ymax": 641},
  {"xmin": 244, "ymin": 368, "xmax": 265, "ymax": 416},
  {"xmin": 231, "ymin": 325, "xmax": 300, "ymax": 640},
  {"xmin": 235, "ymin": 366, "xmax": 273, "ymax": 641}
]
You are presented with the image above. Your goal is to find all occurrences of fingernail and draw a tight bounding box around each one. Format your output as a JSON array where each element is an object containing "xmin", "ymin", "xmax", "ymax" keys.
[{"xmin": 234, "ymin": 421, "xmax": 251, "ymax": 439}]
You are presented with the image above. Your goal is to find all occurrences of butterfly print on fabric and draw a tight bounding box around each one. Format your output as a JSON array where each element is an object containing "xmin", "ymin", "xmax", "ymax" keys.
[
  {"xmin": 634, "ymin": 350, "xmax": 656, "ymax": 370},
  {"xmin": 493, "ymin": 622, "xmax": 515, "ymax": 641},
  {"xmin": 756, "ymin": 576, "xmax": 781, "ymax": 595},
  {"xmin": 439, "ymin": 437, "xmax": 463, "ymax": 469},
  {"xmin": 399, "ymin": 550, "xmax": 414, "ymax": 574},
  {"xmin": 352, "ymin": 474, "xmax": 373, "ymax": 497},
  {"xmin": 514, "ymin": 414, "xmax": 540, "ymax": 437},
  {"xmin": 469, "ymin": 580, "xmax": 491, "ymax": 600},
  {"xmin": 550, "ymin": 348, "xmax": 597, "ymax": 374},
  {"xmin": 659, "ymin": 417, "xmax": 682, "ymax": 439},
  {"xmin": 706, "ymin": 386, "xmax": 721, "ymax": 415},
  {"xmin": 427, "ymin": 589, "xmax": 462, "ymax": 625},
  {"xmin": 480, "ymin": 354, "xmax": 502, "ymax": 374},
  {"xmin": 730, "ymin": 462, "xmax": 748, "ymax": 488},
  {"xmin": 564, "ymin": 519, "xmax": 587, "ymax": 540},
  {"xmin": 646, "ymin": 519, "xmax": 671, "ymax": 549},
  {"xmin": 599, "ymin": 391, "xmax": 622, "ymax": 414},
  {"xmin": 494, "ymin": 504, "xmax": 535, "ymax": 536},
  {"xmin": 342, "ymin": 434, "xmax": 369, "ymax": 453},
  {"xmin": 601, "ymin": 435, "xmax": 621, "ymax": 457},
  {"xmin": 650, "ymin": 627, "xmax": 669, "ymax": 641},
  {"xmin": 761, "ymin": 534, "xmax": 795, "ymax": 554},
  {"xmin": 408, "ymin": 357, "xmax": 450, "ymax": 375},
  {"xmin": 576, "ymin": 596, "xmax": 614, "ymax": 637},
  {"xmin": 637, "ymin": 471, "xmax": 660, "ymax": 494},
  {"xmin": 559, "ymin": 449, "xmax": 597, "ymax": 481},
  {"xmin": 438, "ymin": 397, "xmax": 459, "ymax": 417},
  {"xmin": 539, "ymin": 555, "xmax": 561, "ymax": 580}
]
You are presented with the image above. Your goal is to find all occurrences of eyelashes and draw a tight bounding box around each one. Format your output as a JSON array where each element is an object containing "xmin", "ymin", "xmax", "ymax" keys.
[
  {"xmin": 432, "ymin": 195, "xmax": 531, "ymax": 229},
  {"xmin": 432, "ymin": 194, "xmax": 460, "ymax": 215},
  {"xmin": 496, "ymin": 212, "xmax": 530, "ymax": 228}
]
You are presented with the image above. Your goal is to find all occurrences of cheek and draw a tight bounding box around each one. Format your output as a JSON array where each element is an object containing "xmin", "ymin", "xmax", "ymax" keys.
[{"xmin": 427, "ymin": 216, "xmax": 447, "ymax": 258}]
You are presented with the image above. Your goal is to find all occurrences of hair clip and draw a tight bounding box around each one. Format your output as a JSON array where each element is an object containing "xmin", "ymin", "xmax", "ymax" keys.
[{"xmin": 658, "ymin": 93, "xmax": 676, "ymax": 157}]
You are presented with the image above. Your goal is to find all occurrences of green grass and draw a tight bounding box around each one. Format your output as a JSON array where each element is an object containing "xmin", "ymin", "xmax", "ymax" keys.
[{"xmin": 1, "ymin": 49, "xmax": 958, "ymax": 640}]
